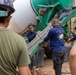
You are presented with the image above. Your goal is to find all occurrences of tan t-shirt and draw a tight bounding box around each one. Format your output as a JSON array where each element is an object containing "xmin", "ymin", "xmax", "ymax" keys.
[{"xmin": 0, "ymin": 28, "xmax": 31, "ymax": 75}]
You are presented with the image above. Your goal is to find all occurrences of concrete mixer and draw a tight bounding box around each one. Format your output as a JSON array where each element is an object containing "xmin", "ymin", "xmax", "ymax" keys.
[
  {"xmin": 8, "ymin": 0, "xmax": 76, "ymax": 58},
  {"xmin": 8, "ymin": 0, "xmax": 37, "ymax": 33}
]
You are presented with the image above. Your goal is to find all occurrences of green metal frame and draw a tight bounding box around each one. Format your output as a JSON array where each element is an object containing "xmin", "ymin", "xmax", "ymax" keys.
[
  {"xmin": 62, "ymin": 10, "xmax": 76, "ymax": 25},
  {"xmin": 31, "ymin": 0, "xmax": 74, "ymax": 31}
]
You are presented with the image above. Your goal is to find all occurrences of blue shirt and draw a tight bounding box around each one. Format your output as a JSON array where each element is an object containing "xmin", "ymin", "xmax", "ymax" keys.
[
  {"xmin": 27, "ymin": 30, "xmax": 37, "ymax": 42},
  {"xmin": 44, "ymin": 25, "xmax": 65, "ymax": 52}
]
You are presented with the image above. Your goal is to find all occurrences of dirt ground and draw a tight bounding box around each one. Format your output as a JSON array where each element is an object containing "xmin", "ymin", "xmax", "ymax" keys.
[{"xmin": 40, "ymin": 56, "xmax": 71, "ymax": 75}]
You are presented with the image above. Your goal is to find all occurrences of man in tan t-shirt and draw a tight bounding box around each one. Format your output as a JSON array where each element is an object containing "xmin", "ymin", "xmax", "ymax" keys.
[{"xmin": 0, "ymin": 0, "xmax": 31, "ymax": 75}]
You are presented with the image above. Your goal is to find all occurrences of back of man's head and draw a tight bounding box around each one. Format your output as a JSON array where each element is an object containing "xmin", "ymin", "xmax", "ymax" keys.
[
  {"xmin": 0, "ymin": 16, "xmax": 9, "ymax": 24},
  {"xmin": 51, "ymin": 19, "xmax": 59, "ymax": 27}
]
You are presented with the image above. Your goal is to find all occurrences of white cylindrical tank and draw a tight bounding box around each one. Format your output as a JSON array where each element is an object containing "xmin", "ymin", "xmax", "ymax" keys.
[{"xmin": 8, "ymin": 0, "xmax": 37, "ymax": 33}]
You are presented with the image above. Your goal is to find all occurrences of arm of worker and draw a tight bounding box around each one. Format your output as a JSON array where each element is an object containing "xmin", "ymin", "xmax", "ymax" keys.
[
  {"xmin": 36, "ymin": 31, "xmax": 41, "ymax": 34},
  {"xmin": 42, "ymin": 30, "xmax": 52, "ymax": 47},
  {"xmin": 18, "ymin": 39, "xmax": 31, "ymax": 75},
  {"xmin": 69, "ymin": 41, "xmax": 76, "ymax": 75},
  {"xmin": 44, "ymin": 30, "xmax": 52, "ymax": 42},
  {"xmin": 19, "ymin": 66, "xmax": 31, "ymax": 75},
  {"xmin": 16, "ymin": 66, "xmax": 31, "ymax": 75}
]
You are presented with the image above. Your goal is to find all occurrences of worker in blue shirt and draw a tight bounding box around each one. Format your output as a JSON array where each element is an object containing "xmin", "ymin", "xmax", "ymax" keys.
[
  {"xmin": 27, "ymin": 25, "xmax": 37, "ymax": 42},
  {"xmin": 27, "ymin": 25, "xmax": 44, "ymax": 68},
  {"xmin": 44, "ymin": 19, "xmax": 66, "ymax": 75}
]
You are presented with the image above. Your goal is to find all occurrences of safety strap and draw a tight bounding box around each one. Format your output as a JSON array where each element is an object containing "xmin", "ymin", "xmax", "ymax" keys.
[{"xmin": 0, "ymin": 11, "xmax": 8, "ymax": 17}]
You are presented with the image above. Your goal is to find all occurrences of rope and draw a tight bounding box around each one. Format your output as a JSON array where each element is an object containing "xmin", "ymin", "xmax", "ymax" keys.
[{"xmin": 37, "ymin": 33, "xmax": 44, "ymax": 41}]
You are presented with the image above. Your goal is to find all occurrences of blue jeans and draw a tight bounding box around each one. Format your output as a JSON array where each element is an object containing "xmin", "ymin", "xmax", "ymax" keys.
[{"xmin": 52, "ymin": 50, "xmax": 66, "ymax": 75}]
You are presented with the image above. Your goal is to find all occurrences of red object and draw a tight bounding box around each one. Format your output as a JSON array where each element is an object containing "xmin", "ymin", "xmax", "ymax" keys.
[
  {"xmin": 39, "ymin": 8, "xmax": 46, "ymax": 15},
  {"xmin": 44, "ymin": 43, "xmax": 49, "ymax": 47}
]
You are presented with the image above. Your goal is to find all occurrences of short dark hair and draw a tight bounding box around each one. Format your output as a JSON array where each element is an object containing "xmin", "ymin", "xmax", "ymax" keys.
[
  {"xmin": 0, "ymin": 16, "xmax": 8, "ymax": 23},
  {"xmin": 29, "ymin": 24, "xmax": 36, "ymax": 28}
]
